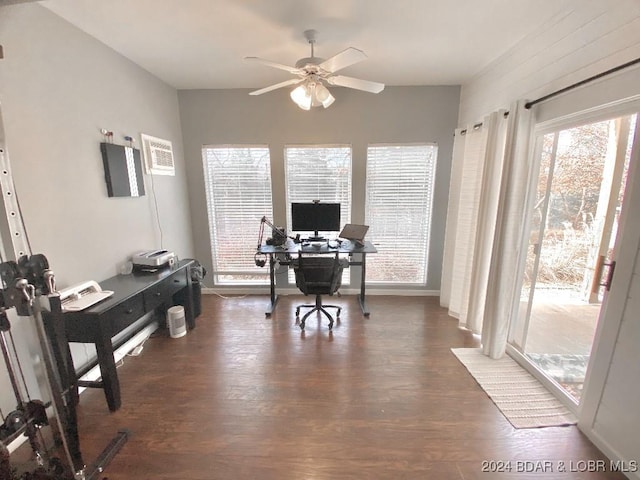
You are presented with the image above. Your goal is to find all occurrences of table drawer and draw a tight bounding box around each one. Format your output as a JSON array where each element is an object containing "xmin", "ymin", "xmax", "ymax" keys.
[
  {"xmin": 143, "ymin": 270, "xmax": 187, "ymax": 311},
  {"xmin": 107, "ymin": 294, "xmax": 145, "ymax": 337}
]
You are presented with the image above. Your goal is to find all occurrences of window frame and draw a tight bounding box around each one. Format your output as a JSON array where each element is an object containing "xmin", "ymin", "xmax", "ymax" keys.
[
  {"xmin": 202, "ymin": 144, "xmax": 273, "ymax": 285},
  {"xmin": 284, "ymin": 144, "xmax": 353, "ymax": 284},
  {"xmin": 364, "ymin": 142, "xmax": 438, "ymax": 286}
]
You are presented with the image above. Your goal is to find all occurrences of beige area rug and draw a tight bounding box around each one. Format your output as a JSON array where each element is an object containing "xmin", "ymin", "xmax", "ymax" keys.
[{"xmin": 451, "ymin": 348, "xmax": 577, "ymax": 429}]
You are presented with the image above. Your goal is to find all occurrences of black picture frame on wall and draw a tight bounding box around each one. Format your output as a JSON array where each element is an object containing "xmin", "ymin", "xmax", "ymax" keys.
[{"xmin": 100, "ymin": 142, "xmax": 145, "ymax": 197}]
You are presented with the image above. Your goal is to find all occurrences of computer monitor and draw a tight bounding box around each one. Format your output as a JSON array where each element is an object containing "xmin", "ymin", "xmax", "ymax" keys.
[{"xmin": 291, "ymin": 202, "xmax": 341, "ymax": 241}]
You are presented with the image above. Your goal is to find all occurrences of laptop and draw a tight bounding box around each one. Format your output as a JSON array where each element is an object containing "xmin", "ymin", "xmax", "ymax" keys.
[{"xmin": 339, "ymin": 224, "xmax": 369, "ymax": 244}]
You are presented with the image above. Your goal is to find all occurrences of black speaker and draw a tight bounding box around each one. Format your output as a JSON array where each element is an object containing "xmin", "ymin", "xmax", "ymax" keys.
[
  {"xmin": 192, "ymin": 282, "xmax": 202, "ymax": 318},
  {"xmin": 189, "ymin": 262, "xmax": 205, "ymax": 318}
]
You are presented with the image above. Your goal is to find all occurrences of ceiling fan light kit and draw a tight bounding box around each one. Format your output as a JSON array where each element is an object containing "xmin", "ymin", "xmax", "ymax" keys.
[
  {"xmin": 290, "ymin": 78, "xmax": 335, "ymax": 110},
  {"xmin": 246, "ymin": 29, "xmax": 384, "ymax": 110}
]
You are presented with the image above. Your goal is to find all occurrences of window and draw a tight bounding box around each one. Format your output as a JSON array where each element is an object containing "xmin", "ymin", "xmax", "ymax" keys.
[
  {"xmin": 284, "ymin": 145, "xmax": 352, "ymax": 283},
  {"xmin": 202, "ymin": 146, "xmax": 272, "ymax": 284},
  {"xmin": 365, "ymin": 144, "xmax": 437, "ymax": 284}
]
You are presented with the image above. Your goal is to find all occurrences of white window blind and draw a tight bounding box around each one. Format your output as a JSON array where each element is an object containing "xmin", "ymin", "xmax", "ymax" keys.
[
  {"xmin": 365, "ymin": 144, "xmax": 437, "ymax": 284},
  {"xmin": 284, "ymin": 145, "xmax": 352, "ymax": 283},
  {"xmin": 202, "ymin": 146, "xmax": 272, "ymax": 284}
]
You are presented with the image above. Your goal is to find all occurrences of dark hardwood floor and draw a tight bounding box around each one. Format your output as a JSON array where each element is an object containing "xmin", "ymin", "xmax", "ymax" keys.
[{"xmin": 75, "ymin": 294, "xmax": 623, "ymax": 479}]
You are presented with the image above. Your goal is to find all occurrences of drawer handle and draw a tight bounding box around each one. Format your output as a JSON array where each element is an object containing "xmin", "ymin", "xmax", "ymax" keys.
[
  {"xmin": 154, "ymin": 292, "xmax": 162, "ymax": 297},
  {"xmin": 125, "ymin": 309, "xmax": 134, "ymax": 314},
  {"xmin": 174, "ymin": 279, "xmax": 180, "ymax": 283}
]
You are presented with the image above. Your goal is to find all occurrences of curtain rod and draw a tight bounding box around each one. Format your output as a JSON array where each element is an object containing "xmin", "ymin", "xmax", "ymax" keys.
[{"xmin": 525, "ymin": 56, "xmax": 640, "ymax": 110}]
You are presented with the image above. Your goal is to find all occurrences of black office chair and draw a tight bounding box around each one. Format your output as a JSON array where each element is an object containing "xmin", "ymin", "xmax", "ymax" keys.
[{"xmin": 293, "ymin": 252, "xmax": 348, "ymax": 330}]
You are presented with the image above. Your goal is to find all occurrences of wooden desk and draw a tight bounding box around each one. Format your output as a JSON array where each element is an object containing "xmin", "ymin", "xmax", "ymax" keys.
[
  {"xmin": 258, "ymin": 240, "xmax": 377, "ymax": 317},
  {"xmin": 63, "ymin": 259, "xmax": 197, "ymax": 411}
]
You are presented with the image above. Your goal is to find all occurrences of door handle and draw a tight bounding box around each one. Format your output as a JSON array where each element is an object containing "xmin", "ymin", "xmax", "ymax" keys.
[{"xmin": 599, "ymin": 261, "xmax": 616, "ymax": 291}]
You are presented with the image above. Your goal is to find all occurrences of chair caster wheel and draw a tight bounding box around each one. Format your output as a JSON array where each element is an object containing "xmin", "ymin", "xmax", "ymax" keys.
[{"xmin": 295, "ymin": 308, "xmax": 300, "ymax": 316}]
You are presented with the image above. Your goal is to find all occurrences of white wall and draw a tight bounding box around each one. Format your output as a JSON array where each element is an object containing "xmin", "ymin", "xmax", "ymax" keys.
[
  {"xmin": 592, "ymin": 240, "xmax": 640, "ymax": 477},
  {"xmin": 575, "ymin": 102, "xmax": 640, "ymax": 479},
  {"xmin": 0, "ymin": 4, "xmax": 193, "ymax": 412},
  {"xmin": 458, "ymin": 0, "xmax": 640, "ymax": 473},
  {"xmin": 458, "ymin": 0, "xmax": 640, "ymax": 125},
  {"xmin": 178, "ymin": 86, "xmax": 460, "ymax": 292}
]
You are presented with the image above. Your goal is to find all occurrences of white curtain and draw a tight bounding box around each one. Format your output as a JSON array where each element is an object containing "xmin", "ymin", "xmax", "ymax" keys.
[
  {"xmin": 481, "ymin": 101, "xmax": 534, "ymax": 358},
  {"xmin": 441, "ymin": 121, "xmax": 486, "ymax": 324},
  {"xmin": 441, "ymin": 100, "xmax": 534, "ymax": 358}
]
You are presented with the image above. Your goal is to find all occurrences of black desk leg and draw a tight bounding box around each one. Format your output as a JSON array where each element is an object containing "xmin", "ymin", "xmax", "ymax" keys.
[
  {"xmin": 359, "ymin": 253, "xmax": 370, "ymax": 317},
  {"xmin": 266, "ymin": 254, "xmax": 279, "ymax": 317},
  {"xmin": 95, "ymin": 334, "xmax": 121, "ymax": 412}
]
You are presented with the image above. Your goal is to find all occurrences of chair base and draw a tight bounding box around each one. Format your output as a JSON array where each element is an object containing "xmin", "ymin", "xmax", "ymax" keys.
[{"xmin": 295, "ymin": 295, "xmax": 341, "ymax": 330}]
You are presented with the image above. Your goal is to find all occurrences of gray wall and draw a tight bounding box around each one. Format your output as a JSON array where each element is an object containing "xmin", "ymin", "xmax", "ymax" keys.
[
  {"xmin": 178, "ymin": 86, "xmax": 460, "ymax": 291},
  {"xmin": 0, "ymin": 4, "xmax": 194, "ymax": 284},
  {"xmin": 0, "ymin": 4, "xmax": 194, "ymax": 411}
]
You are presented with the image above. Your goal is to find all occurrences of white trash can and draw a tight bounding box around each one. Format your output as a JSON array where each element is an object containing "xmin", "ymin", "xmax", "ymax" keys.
[{"xmin": 167, "ymin": 305, "xmax": 187, "ymax": 338}]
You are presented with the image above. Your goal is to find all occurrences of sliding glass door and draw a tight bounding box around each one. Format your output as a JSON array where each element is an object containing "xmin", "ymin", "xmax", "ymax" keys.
[{"xmin": 510, "ymin": 113, "xmax": 636, "ymax": 404}]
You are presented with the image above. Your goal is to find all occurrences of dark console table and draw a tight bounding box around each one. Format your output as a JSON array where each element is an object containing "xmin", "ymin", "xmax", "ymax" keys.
[{"xmin": 63, "ymin": 259, "xmax": 198, "ymax": 411}]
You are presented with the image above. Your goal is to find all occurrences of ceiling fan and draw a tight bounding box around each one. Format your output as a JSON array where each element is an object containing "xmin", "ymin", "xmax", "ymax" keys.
[{"xmin": 245, "ymin": 29, "xmax": 385, "ymax": 110}]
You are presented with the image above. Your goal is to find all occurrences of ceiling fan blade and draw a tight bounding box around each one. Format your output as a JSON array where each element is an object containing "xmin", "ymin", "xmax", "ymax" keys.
[
  {"xmin": 327, "ymin": 75, "xmax": 385, "ymax": 94},
  {"xmin": 249, "ymin": 78, "xmax": 302, "ymax": 96},
  {"xmin": 319, "ymin": 47, "xmax": 367, "ymax": 73},
  {"xmin": 244, "ymin": 56, "xmax": 303, "ymax": 75}
]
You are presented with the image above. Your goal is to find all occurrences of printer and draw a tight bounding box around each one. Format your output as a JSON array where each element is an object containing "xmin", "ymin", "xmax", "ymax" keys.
[{"xmin": 132, "ymin": 249, "xmax": 176, "ymax": 271}]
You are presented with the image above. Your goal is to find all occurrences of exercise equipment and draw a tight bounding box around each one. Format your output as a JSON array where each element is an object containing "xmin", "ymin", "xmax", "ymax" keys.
[{"xmin": 0, "ymin": 101, "xmax": 129, "ymax": 479}]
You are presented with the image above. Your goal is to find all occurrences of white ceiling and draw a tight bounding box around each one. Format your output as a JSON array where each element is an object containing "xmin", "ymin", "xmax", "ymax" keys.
[{"xmin": 40, "ymin": 0, "xmax": 578, "ymax": 90}]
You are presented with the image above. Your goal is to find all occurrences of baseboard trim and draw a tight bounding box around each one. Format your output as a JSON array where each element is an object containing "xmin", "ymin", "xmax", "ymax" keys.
[
  {"xmin": 580, "ymin": 428, "xmax": 640, "ymax": 480},
  {"xmin": 77, "ymin": 321, "xmax": 159, "ymax": 393},
  {"xmin": 7, "ymin": 322, "xmax": 159, "ymax": 455}
]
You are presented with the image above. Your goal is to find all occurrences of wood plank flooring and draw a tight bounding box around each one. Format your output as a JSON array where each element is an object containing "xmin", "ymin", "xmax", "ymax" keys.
[{"xmin": 75, "ymin": 294, "xmax": 624, "ymax": 479}]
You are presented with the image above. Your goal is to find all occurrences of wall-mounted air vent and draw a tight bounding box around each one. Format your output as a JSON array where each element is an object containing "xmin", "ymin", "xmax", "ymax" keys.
[{"xmin": 141, "ymin": 133, "xmax": 175, "ymax": 176}]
